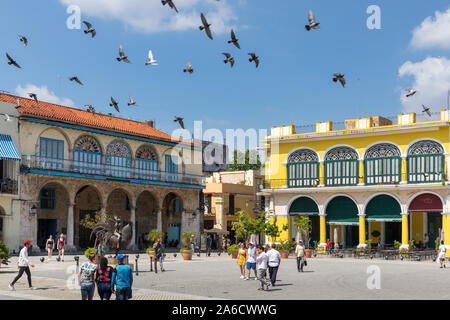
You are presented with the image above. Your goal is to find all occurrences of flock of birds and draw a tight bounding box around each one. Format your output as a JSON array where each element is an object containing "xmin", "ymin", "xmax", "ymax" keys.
[{"xmin": 4, "ymin": 4, "xmax": 433, "ymax": 126}]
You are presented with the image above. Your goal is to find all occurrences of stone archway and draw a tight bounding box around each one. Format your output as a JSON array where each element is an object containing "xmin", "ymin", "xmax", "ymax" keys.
[
  {"xmin": 325, "ymin": 195, "xmax": 360, "ymax": 248},
  {"xmin": 74, "ymin": 185, "xmax": 102, "ymax": 249},
  {"xmin": 36, "ymin": 182, "xmax": 70, "ymax": 249},
  {"xmin": 162, "ymin": 192, "xmax": 183, "ymax": 248},
  {"xmin": 136, "ymin": 190, "xmax": 158, "ymax": 249}
]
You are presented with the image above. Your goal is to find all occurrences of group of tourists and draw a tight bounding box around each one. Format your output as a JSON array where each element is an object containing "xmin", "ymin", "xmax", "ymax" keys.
[
  {"xmin": 45, "ymin": 234, "xmax": 66, "ymax": 261},
  {"xmin": 237, "ymin": 241, "xmax": 304, "ymax": 291},
  {"xmin": 79, "ymin": 253, "xmax": 133, "ymax": 300}
]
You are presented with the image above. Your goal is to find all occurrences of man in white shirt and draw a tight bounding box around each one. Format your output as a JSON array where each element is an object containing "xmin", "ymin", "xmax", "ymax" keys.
[
  {"xmin": 9, "ymin": 240, "xmax": 35, "ymax": 290},
  {"xmin": 256, "ymin": 245, "xmax": 270, "ymax": 291},
  {"xmin": 245, "ymin": 243, "xmax": 258, "ymax": 280},
  {"xmin": 267, "ymin": 243, "xmax": 281, "ymax": 286}
]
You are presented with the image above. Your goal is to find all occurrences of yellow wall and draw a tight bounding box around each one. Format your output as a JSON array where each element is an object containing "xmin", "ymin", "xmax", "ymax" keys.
[
  {"xmin": 268, "ymin": 216, "xmax": 289, "ymax": 243},
  {"xmin": 369, "ymin": 222, "xmax": 381, "ymax": 244},
  {"xmin": 411, "ymin": 212, "xmax": 424, "ymax": 242},
  {"xmin": 268, "ymin": 126, "xmax": 450, "ymax": 181}
]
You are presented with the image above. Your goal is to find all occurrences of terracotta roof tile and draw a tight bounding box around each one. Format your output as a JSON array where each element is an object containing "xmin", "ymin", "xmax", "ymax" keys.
[{"xmin": 0, "ymin": 93, "xmax": 194, "ymax": 146}]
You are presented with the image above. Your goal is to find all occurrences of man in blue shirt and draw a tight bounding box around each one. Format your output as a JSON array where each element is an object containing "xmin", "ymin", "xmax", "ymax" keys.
[{"xmin": 111, "ymin": 254, "xmax": 133, "ymax": 300}]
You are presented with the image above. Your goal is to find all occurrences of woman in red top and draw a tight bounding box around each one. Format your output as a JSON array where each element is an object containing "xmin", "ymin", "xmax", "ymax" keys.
[
  {"xmin": 326, "ymin": 238, "xmax": 332, "ymax": 255},
  {"xmin": 57, "ymin": 233, "xmax": 65, "ymax": 262},
  {"xmin": 94, "ymin": 257, "xmax": 113, "ymax": 300}
]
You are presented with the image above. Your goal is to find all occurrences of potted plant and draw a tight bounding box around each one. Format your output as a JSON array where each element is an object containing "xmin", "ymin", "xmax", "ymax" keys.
[
  {"xmin": 181, "ymin": 232, "xmax": 195, "ymax": 260},
  {"xmin": 293, "ymin": 216, "xmax": 313, "ymax": 258},
  {"xmin": 276, "ymin": 242, "xmax": 290, "ymax": 259},
  {"xmin": 227, "ymin": 244, "xmax": 239, "ymax": 259},
  {"xmin": 0, "ymin": 241, "xmax": 10, "ymax": 267}
]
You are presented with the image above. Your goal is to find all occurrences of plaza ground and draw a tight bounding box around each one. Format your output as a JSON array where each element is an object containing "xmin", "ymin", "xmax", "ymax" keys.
[{"xmin": 0, "ymin": 253, "xmax": 449, "ymax": 300}]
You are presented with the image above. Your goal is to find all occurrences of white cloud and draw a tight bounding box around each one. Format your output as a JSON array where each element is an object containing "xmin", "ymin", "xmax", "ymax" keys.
[
  {"xmin": 411, "ymin": 8, "xmax": 450, "ymax": 49},
  {"xmin": 398, "ymin": 57, "xmax": 450, "ymax": 114},
  {"xmin": 60, "ymin": 0, "xmax": 237, "ymax": 35},
  {"xmin": 15, "ymin": 84, "xmax": 75, "ymax": 107}
]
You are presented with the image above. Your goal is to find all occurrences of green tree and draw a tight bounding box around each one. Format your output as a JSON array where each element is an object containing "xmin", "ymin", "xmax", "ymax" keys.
[
  {"xmin": 231, "ymin": 211, "xmax": 266, "ymax": 241},
  {"xmin": 293, "ymin": 216, "xmax": 312, "ymax": 248},
  {"xmin": 265, "ymin": 216, "xmax": 288, "ymax": 241},
  {"xmin": 228, "ymin": 149, "xmax": 262, "ymax": 171},
  {"xmin": 79, "ymin": 211, "xmax": 113, "ymax": 230}
]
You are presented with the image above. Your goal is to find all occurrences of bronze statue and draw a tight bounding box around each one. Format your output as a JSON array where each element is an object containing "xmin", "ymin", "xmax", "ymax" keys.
[{"xmin": 90, "ymin": 215, "xmax": 133, "ymax": 257}]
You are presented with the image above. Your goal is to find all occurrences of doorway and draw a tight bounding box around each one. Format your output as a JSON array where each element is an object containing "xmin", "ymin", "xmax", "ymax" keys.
[
  {"xmin": 385, "ymin": 222, "xmax": 401, "ymax": 246},
  {"xmin": 345, "ymin": 225, "xmax": 359, "ymax": 247},
  {"xmin": 167, "ymin": 223, "xmax": 180, "ymax": 247},
  {"xmin": 427, "ymin": 212, "xmax": 442, "ymax": 249},
  {"xmin": 37, "ymin": 219, "xmax": 57, "ymax": 249}
]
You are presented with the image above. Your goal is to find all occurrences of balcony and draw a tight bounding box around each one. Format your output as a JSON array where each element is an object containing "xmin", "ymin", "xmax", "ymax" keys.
[{"xmin": 21, "ymin": 155, "xmax": 205, "ymax": 187}]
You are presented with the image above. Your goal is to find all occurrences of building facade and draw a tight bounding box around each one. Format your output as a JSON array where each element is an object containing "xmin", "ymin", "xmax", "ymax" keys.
[
  {"xmin": 0, "ymin": 93, "xmax": 205, "ymax": 252},
  {"xmin": 261, "ymin": 111, "xmax": 450, "ymax": 254},
  {"xmin": 203, "ymin": 170, "xmax": 265, "ymax": 244}
]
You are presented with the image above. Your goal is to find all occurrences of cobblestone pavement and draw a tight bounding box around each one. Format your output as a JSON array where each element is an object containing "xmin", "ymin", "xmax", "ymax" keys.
[{"xmin": 0, "ymin": 254, "xmax": 449, "ymax": 300}]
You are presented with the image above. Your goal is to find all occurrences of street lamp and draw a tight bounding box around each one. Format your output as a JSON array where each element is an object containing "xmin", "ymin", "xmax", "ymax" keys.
[
  {"xmin": 29, "ymin": 205, "xmax": 37, "ymax": 215},
  {"xmin": 135, "ymin": 254, "xmax": 139, "ymax": 276}
]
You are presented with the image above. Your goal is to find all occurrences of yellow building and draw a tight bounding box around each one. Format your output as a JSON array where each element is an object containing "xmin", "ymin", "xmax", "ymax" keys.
[
  {"xmin": 203, "ymin": 170, "xmax": 265, "ymax": 244},
  {"xmin": 261, "ymin": 112, "xmax": 450, "ymax": 254}
]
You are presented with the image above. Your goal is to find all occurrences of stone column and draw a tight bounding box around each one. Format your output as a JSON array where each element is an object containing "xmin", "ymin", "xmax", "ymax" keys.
[
  {"xmin": 357, "ymin": 215, "xmax": 367, "ymax": 248},
  {"xmin": 216, "ymin": 194, "xmax": 225, "ymax": 230},
  {"xmin": 156, "ymin": 208, "xmax": 162, "ymax": 231},
  {"xmin": 318, "ymin": 213, "xmax": 327, "ymax": 253},
  {"xmin": 66, "ymin": 202, "xmax": 75, "ymax": 251},
  {"xmin": 127, "ymin": 205, "xmax": 136, "ymax": 249}
]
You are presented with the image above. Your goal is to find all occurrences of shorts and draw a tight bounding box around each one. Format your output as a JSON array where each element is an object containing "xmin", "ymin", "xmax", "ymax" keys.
[
  {"xmin": 97, "ymin": 282, "xmax": 112, "ymax": 300},
  {"xmin": 246, "ymin": 262, "xmax": 256, "ymax": 270},
  {"xmin": 58, "ymin": 246, "xmax": 64, "ymax": 250},
  {"xmin": 80, "ymin": 283, "xmax": 95, "ymax": 299}
]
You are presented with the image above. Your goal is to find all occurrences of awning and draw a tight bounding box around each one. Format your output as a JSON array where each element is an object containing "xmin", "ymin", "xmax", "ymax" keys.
[
  {"xmin": 326, "ymin": 196, "xmax": 359, "ymax": 225},
  {"xmin": 366, "ymin": 195, "xmax": 402, "ymax": 221},
  {"xmin": 204, "ymin": 228, "xmax": 229, "ymax": 235},
  {"xmin": 366, "ymin": 218, "xmax": 402, "ymax": 222},
  {"xmin": 289, "ymin": 197, "xmax": 319, "ymax": 216},
  {"xmin": 0, "ymin": 134, "xmax": 21, "ymax": 161}
]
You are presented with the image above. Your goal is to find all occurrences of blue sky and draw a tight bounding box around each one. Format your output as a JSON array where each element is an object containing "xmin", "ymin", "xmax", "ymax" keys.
[{"xmin": 1, "ymin": 0, "xmax": 450, "ymax": 140}]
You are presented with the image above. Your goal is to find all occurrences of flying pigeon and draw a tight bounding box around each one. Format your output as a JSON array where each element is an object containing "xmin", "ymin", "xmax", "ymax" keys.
[
  {"xmin": 145, "ymin": 50, "xmax": 158, "ymax": 66},
  {"xmin": 85, "ymin": 104, "xmax": 96, "ymax": 114},
  {"xmin": 248, "ymin": 53, "xmax": 259, "ymax": 68},
  {"xmin": 222, "ymin": 53, "xmax": 235, "ymax": 68},
  {"xmin": 305, "ymin": 9, "xmax": 320, "ymax": 31},
  {"xmin": 422, "ymin": 104, "xmax": 432, "ymax": 117},
  {"xmin": 332, "ymin": 73, "xmax": 346, "ymax": 88},
  {"xmin": 28, "ymin": 93, "xmax": 38, "ymax": 103},
  {"xmin": 40, "ymin": 257, "xmax": 45, "ymax": 263},
  {"xmin": 199, "ymin": 13, "xmax": 213, "ymax": 40},
  {"xmin": 184, "ymin": 62, "xmax": 194, "ymax": 74},
  {"xmin": 82, "ymin": 21, "xmax": 96, "ymax": 38},
  {"xmin": 109, "ymin": 97, "xmax": 120, "ymax": 112},
  {"xmin": 128, "ymin": 94, "xmax": 137, "ymax": 106},
  {"xmin": 6, "ymin": 53, "xmax": 21, "ymax": 68},
  {"xmin": 228, "ymin": 29, "xmax": 240, "ymax": 49},
  {"xmin": 174, "ymin": 116, "xmax": 185, "ymax": 129},
  {"xmin": 405, "ymin": 89, "xmax": 417, "ymax": 98},
  {"xmin": 18, "ymin": 35, "xmax": 28, "ymax": 48},
  {"xmin": 117, "ymin": 45, "xmax": 131, "ymax": 64},
  {"xmin": 69, "ymin": 76, "xmax": 83, "ymax": 86},
  {"xmin": 161, "ymin": 0, "xmax": 178, "ymax": 13}
]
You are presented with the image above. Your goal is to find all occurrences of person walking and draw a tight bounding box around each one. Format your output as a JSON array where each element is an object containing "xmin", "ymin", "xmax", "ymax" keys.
[
  {"xmin": 438, "ymin": 240, "xmax": 446, "ymax": 268},
  {"xmin": 267, "ymin": 243, "xmax": 281, "ymax": 286},
  {"xmin": 79, "ymin": 253, "xmax": 97, "ymax": 300},
  {"xmin": 206, "ymin": 234, "xmax": 212, "ymax": 255},
  {"xmin": 153, "ymin": 238, "xmax": 165, "ymax": 273},
  {"xmin": 256, "ymin": 245, "xmax": 270, "ymax": 291},
  {"xmin": 111, "ymin": 254, "xmax": 133, "ymax": 300},
  {"xmin": 45, "ymin": 235, "xmax": 55, "ymax": 261},
  {"xmin": 57, "ymin": 233, "xmax": 65, "ymax": 262},
  {"xmin": 95, "ymin": 257, "xmax": 113, "ymax": 300},
  {"xmin": 245, "ymin": 242, "xmax": 258, "ymax": 280},
  {"xmin": 326, "ymin": 238, "xmax": 332, "ymax": 255},
  {"xmin": 95, "ymin": 240, "xmax": 105, "ymax": 260},
  {"xmin": 295, "ymin": 240, "xmax": 306, "ymax": 272},
  {"xmin": 9, "ymin": 240, "xmax": 35, "ymax": 291},
  {"xmin": 237, "ymin": 242, "xmax": 247, "ymax": 279}
]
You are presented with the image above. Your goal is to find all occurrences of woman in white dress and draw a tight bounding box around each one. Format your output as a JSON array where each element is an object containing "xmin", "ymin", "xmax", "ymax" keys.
[{"xmin": 438, "ymin": 240, "xmax": 446, "ymax": 268}]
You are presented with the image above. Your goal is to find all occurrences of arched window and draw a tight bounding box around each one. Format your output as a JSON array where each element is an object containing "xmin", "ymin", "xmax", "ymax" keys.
[
  {"xmin": 135, "ymin": 145, "xmax": 159, "ymax": 180},
  {"xmin": 407, "ymin": 140, "xmax": 444, "ymax": 183},
  {"xmin": 73, "ymin": 135, "xmax": 102, "ymax": 174},
  {"xmin": 364, "ymin": 143, "xmax": 401, "ymax": 185},
  {"xmin": 324, "ymin": 147, "xmax": 358, "ymax": 186},
  {"xmin": 106, "ymin": 141, "xmax": 132, "ymax": 178},
  {"xmin": 287, "ymin": 149, "xmax": 319, "ymax": 188}
]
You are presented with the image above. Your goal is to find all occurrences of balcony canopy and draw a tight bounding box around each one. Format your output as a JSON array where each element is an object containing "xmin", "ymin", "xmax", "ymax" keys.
[
  {"xmin": 365, "ymin": 195, "xmax": 402, "ymax": 222},
  {"xmin": 0, "ymin": 134, "xmax": 21, "ymax": 161},
  {"xmin": 289, "ymin": 196, "xmax": 319, "ymax": 216},
  {"xmin": 326, "ymin": 196, "xmax": 359, "ymax": 225}
]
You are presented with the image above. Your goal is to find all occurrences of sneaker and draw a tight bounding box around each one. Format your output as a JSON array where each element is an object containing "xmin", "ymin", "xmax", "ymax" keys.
[
  {"xmin": 254, "ymin": 277, "xmax": 259, "ymax": 281},
  {"xmin": 266, "ymin": 284, "xmax": 270, "ymax": 291},
  {"xmin": 8, "ymin": 284, "xmax": 14, "ymax": 291},
  {"xmin": 257, "ymin": 288, "xmax": 264, "ymax": 291},
  {"xmin": 29, "ymin": 287, "xmax": 36, "ymax": 290},
  {"xmin": 244, "ymin": 277, "xmax": 249, "ymax": 281},
  {"xmin": 240, "ymin": 275, "xmax": 244, "ymax": 279}
]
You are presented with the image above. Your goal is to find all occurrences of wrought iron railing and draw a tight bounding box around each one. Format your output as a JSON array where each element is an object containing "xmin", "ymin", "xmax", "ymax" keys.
[
  {"xmin": 21, "ymin": 155, "xmax": 205, "ymax": 186},
  {"xmin": 0, "ymin": 178, "xmax": 18, "ymax": 195}
]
